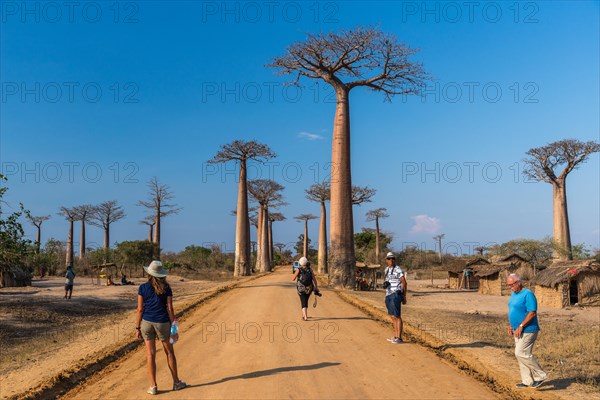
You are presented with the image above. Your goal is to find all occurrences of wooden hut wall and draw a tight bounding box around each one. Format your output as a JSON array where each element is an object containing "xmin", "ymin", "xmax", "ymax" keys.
[
  {"xmin": 534, "ymin": 284, "xmax": 567, "ymax": 308},
  {"xmin": 578, "ymin": 271, "xmax": 600, "ymax": 306},
  {"xmin": 478, "ymin": 273, "xmax": 501, "ymax": 295},
  {"xmin": 448, "ymin": 272, "xmax": 460, "ymax": 289}
]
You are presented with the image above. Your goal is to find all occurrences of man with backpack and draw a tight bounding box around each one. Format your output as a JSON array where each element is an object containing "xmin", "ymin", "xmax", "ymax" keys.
[{"xmin": 291, "ymin": 257, "xmax": 321, "ymax": 321}]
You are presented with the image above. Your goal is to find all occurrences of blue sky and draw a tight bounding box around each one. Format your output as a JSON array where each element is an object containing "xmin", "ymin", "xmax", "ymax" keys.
[{"xmin": 1, "ymin": 1, "xmax": 599, "ymax": 256}]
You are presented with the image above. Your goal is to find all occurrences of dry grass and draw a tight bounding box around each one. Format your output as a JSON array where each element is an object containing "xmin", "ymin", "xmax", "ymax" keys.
[{"xmin": 406, "ymin": 306, "xmax": 600, "ymax": 388}]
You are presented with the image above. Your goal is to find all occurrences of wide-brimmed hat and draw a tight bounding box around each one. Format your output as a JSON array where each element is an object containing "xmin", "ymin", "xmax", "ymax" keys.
[
  {"xmin": 299, "ymin": 257, "xmax": 309, "ymax": 266},
  {"xmin": 144, "ymin": 260, "xmax": 168, "ymax": 278},
  {"xmin": 385, "ymin": 252, "xmax": 395, "ymax": 259}
]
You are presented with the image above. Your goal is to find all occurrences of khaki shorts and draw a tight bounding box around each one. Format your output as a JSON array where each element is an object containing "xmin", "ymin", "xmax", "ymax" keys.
[{"xmin": 140, "ymin": 319, "xmax": 171, "ymax": 341}]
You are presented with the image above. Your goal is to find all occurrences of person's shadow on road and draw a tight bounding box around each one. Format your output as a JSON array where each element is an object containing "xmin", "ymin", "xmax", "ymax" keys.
[{"xmin": 189, "ymin": 362, "xmax": 341, "ymax": 387}]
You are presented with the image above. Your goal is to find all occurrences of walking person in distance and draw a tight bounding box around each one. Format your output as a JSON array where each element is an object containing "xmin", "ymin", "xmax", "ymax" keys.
[{"xmin": 292, "ymin": 257, "xmax": 321, "ymax": 321}]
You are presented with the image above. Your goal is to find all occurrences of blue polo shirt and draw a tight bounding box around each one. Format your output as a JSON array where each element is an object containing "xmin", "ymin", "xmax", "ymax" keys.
[
  {"xmin": 138, "ymin": 282, "xmax": 172, "ymax": 323},
  {"xmin": 508, "ymin": 287, "xmax": 539, "ymax": 333}
]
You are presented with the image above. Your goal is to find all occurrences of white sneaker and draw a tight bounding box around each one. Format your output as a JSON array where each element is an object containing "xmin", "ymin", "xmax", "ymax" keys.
[{"xmin": 147, "ymin": 386, "xmax": 157, "ymax": 395}]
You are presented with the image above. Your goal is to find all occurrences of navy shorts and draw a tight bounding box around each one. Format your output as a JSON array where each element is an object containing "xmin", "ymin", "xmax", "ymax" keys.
[{"xmin": 385, "ymin": 292, "xmax": 402, "ymax": 317}]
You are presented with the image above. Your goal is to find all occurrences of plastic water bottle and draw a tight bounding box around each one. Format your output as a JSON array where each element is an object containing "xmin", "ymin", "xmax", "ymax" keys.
[{"xmin": 169, "ymin": 319, "xmax": 178, "ymax": 344}]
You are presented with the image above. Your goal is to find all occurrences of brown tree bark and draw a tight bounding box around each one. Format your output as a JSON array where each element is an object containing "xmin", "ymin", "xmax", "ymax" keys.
[
  {"xmin": 318, "ymin": 201, "xmax": 328, "ymax": 274},
  {"xmin": 552, "ymin": 179, "xmax": 572, "ymax": 260},
  {"xmin": 235, "ymin": 160, "xmax": 251, "ymax": 276},
  {"xmin": 329, "ymin": 88, "xmax": 354, "ymax": 287}
]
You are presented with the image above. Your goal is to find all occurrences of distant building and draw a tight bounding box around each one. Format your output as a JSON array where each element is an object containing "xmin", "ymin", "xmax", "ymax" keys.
[
  {"xmin": 476, "ymin": 254, "xmax": 535, "ymax": 296},
  {"xmin": 443, "ymin": 257, "xmax": 489, "ymax": 290},
  {"xmin": 531, "ymin": 260, "xmax": 600, "ymax": 308}
]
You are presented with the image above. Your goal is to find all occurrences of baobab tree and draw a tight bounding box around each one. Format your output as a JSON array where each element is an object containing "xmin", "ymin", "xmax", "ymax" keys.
[
  {"xmin": 365, "ymin": 208, "xmax": 389, "ymax": 264},
  {"xmin": 137, "ymin": 177, "xmax": 181, "ymax": 259},
  {"xmin": 89, "ymin": 200, "xmax": 126, "ymax": 262},
  {"xmin": 352, "ymin": 185, "xmax": 376, "ymax": 206},
  {"xmin": 271, "ymin": 26, "xmax": 428, "ymax": 287},
  {"xmin": 248, "ymin": 179, "xmax": 285, "ymax": 273},
  {"xmin": 27, "ymin": 214, "xmax": 50, "ymax": 253},
  {"xmin": 268, "ymin": 212, "xmax": 286, "ymax": 269},
  {"xmin": 433, "ymin": 234, "xmax": 445, "ymax": 264},
  {"xmin": 295, "ymin": 214, "xmax": 318, "ymax": 258},
  {"xmin": 306, "ymin": 181, "xmax": 330, "ymax": 274},
  {"xmin": 523, "ymin": 139, "xmax": 600, "ymax": 260},
  {"xmin": 58, "ymin": 207, "xmax": 77, "ymax": 267},
  {"xmin": 74, "ymin": 205, "xmax": 94, "ymax": 259},
  {"xmin": 209, "ymin": 140, "xmax": 276, "ymax": 276},
  {"xmin": 139, "ymin": 216, "xmax": 155, "ymax": 242}
]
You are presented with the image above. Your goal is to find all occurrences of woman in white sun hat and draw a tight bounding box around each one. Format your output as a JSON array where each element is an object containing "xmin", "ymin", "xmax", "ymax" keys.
[{"xmin": 135, "ymin": 260, "xmax": 186, "ymax": 395}]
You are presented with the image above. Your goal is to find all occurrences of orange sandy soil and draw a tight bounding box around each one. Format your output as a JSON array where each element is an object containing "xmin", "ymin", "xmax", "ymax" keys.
[{"xmin": 1, "ymin": 271, "xmax": 598, "ymax": 400}]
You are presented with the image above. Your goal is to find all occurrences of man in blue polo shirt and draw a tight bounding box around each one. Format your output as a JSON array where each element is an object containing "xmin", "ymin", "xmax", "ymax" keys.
[{"xmin": 507, "ymin": 273, "xmax": 547, "ymax": 389}]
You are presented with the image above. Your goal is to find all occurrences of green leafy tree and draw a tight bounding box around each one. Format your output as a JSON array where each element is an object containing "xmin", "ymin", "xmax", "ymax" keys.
[
  {"xmin": 0, "ymin": 175, "xmax": 33, "ymax": 286},
  {"xmin": 354, "ymin": 228, "xmax": 392, "ymax": 263}
]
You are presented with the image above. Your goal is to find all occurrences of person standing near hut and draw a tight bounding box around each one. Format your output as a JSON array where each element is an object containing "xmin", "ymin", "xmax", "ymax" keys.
[
  {"xmin": 506, "ymin": 273, "xmax": 548, "ymax": 389},
  {"xmin": 383, "ymin": 252, "xmax": 407, "ymax": 344},
  {"xmin": 64, "ymin": 265, "xmax": 75, "ymax": 299}
]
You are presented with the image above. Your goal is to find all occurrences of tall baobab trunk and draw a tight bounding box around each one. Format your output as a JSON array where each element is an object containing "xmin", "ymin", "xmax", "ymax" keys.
[
  {"xmin": 153, "ymin": 206, "xmax": 161, "ymax": 259},
  {"xmin": 103, "ymin": 226, "xmax": 110, "ymax": 263},
  {"xmin": 256, "ymin": 206, "xmax": 264, "ymax": 271},
  {"xmin": 148, "ymin": 224, "xmax": 154, "ymax": 242},
  {"xmin": 553, "ymin": 179, "xmax": 572, "ymax": 260},
  {"xmin": 303, "ymin": 219, "xmax": 309, "ymax": 257},
  {"xmin": 329, "ymin": 88, "xmax": 354, "ymax": 287},
  {"xmin": 258, "ymin": 207, "xmax": 269, "ymax": 272},
  {"xmin": 318, "ymin": 201, "xmax": 328, "ymax": 274},
  {"xmin": 268, "ymin": 216, "xmax": 274, "ymax": 271},
  {"xmin": 374, "ymin": 217, "xmax": 380, "ymax": 265},
  {"xmin": 235, "ymin": 161, "xmax": 251, "ymax": 276},
  {"xmin": 35, "ymin": 227, "xmax": 41, "ymax": 254},
  {"xmin": 79, "ymin": 219, "xmax": 86, "ymax": 259},
  {"xmin": 66, "ymin": 219, "xmax": 74, "ymax": 267}
]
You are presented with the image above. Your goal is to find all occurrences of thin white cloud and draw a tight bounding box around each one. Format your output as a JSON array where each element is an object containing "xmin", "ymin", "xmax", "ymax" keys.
[
  {"xmin": 410, "ymin": 214, "xmax": 441, "ymax": 235},
  {"xmin": 298, "ymin": 131, "xmax": 324, "ymax": 140}
]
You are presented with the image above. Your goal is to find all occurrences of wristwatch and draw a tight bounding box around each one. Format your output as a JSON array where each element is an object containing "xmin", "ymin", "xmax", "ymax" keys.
[{"xmin": 519, "ymin": 324, "xmax": 524, "ymax": 328}]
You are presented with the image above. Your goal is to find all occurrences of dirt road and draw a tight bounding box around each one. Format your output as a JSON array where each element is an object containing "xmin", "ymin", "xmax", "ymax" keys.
[{"xmin": 65, "ymin": 268, "xmax": 499, "ymax": 399}]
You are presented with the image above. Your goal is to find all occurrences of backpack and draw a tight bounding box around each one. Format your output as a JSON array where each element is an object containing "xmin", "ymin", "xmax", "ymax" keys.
[{"xmin": 298, "ymin": 267, "xmax": 313, "ymax": 286}]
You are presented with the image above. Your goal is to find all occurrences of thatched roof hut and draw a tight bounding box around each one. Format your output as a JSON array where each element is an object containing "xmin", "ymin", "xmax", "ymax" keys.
[
  {"xmin": 443, "ymin": 257, "xmax": 488, "ymax": 289},
  {"xmin": 531, "ymin": 260, "xmax": 600, "ymax": 308},
  {"xmin": 476, "ymin": 254, "xmax": 535, "ymax": 296},
  {"xmin": 0, "ymin": 266, "xmax": 32, "ymax": 288}
]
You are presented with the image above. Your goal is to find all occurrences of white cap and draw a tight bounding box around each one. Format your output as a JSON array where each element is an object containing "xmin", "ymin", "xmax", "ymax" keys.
[
  {"xmin": 385, "ymin": 252, "xmax": 395, "ymax": 259},
  {"xmin": 299, "ymin": 257, "xmax": 309, "ymax": 266}
]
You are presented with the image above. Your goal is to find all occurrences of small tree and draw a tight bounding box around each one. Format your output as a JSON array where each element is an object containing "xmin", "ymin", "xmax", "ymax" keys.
[
  {"xmin": 271, "ymin": 26, "xmax": 428, "ymax": 287},
  {"xmin": 269, "ymin": 212, "xmax": 286, "ymax": 269},
  {"xmin": 306, "ymin": 181, "xmax": 330, "ymax": 274},
  {"xmin": 137, "ymin": 177, "xmax": 181, "ymax": 259},
  {"xmin": 433, "ymin": 234, "xmax": 445, "ymax": 264},
  {"xmin": 74, "ymin": 204, "xmax": 95, "ymax": 260},
  {"xmin": 89, "ymin": 200, "xmax": 126, "ymax": 262},
  {"xmin": 523, "ymin": 139, "xmax": 600, "ymax": 260},
  {"xmin": 365, "ymin": 207, "xmax": 389, "ymax": 265},
  {"xmin": 248, "ymin": 179, "xmax": 285, "ymax": 273},
  {"xmin": 208, "ymin": 140, "xmax": 276, "ymax": 276},
  {"xmin": 295, "ymin": 214, "xmax": 318, "ymax": 257},
  {"xmin": 58, "ymin": 206, "xmax": 78, "ymax": 267},
  {"xmin": 27, "ymin": 214, "xmax": 50, "ymax": 254},
  {"xmin": 0, "ymin": 175, "xmax": 32, "ymax": 286}
]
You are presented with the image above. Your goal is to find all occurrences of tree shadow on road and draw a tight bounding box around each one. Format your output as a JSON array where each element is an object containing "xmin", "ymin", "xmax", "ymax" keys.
[{"xmin": 192, "ymin": 362, "xmax": 341, "ymax": 387}]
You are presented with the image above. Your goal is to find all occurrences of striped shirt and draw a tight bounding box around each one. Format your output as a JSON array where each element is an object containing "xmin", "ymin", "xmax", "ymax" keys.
[{"xmin": 385, "ymin": 265, "xmax": 405, "ymax": 296}]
